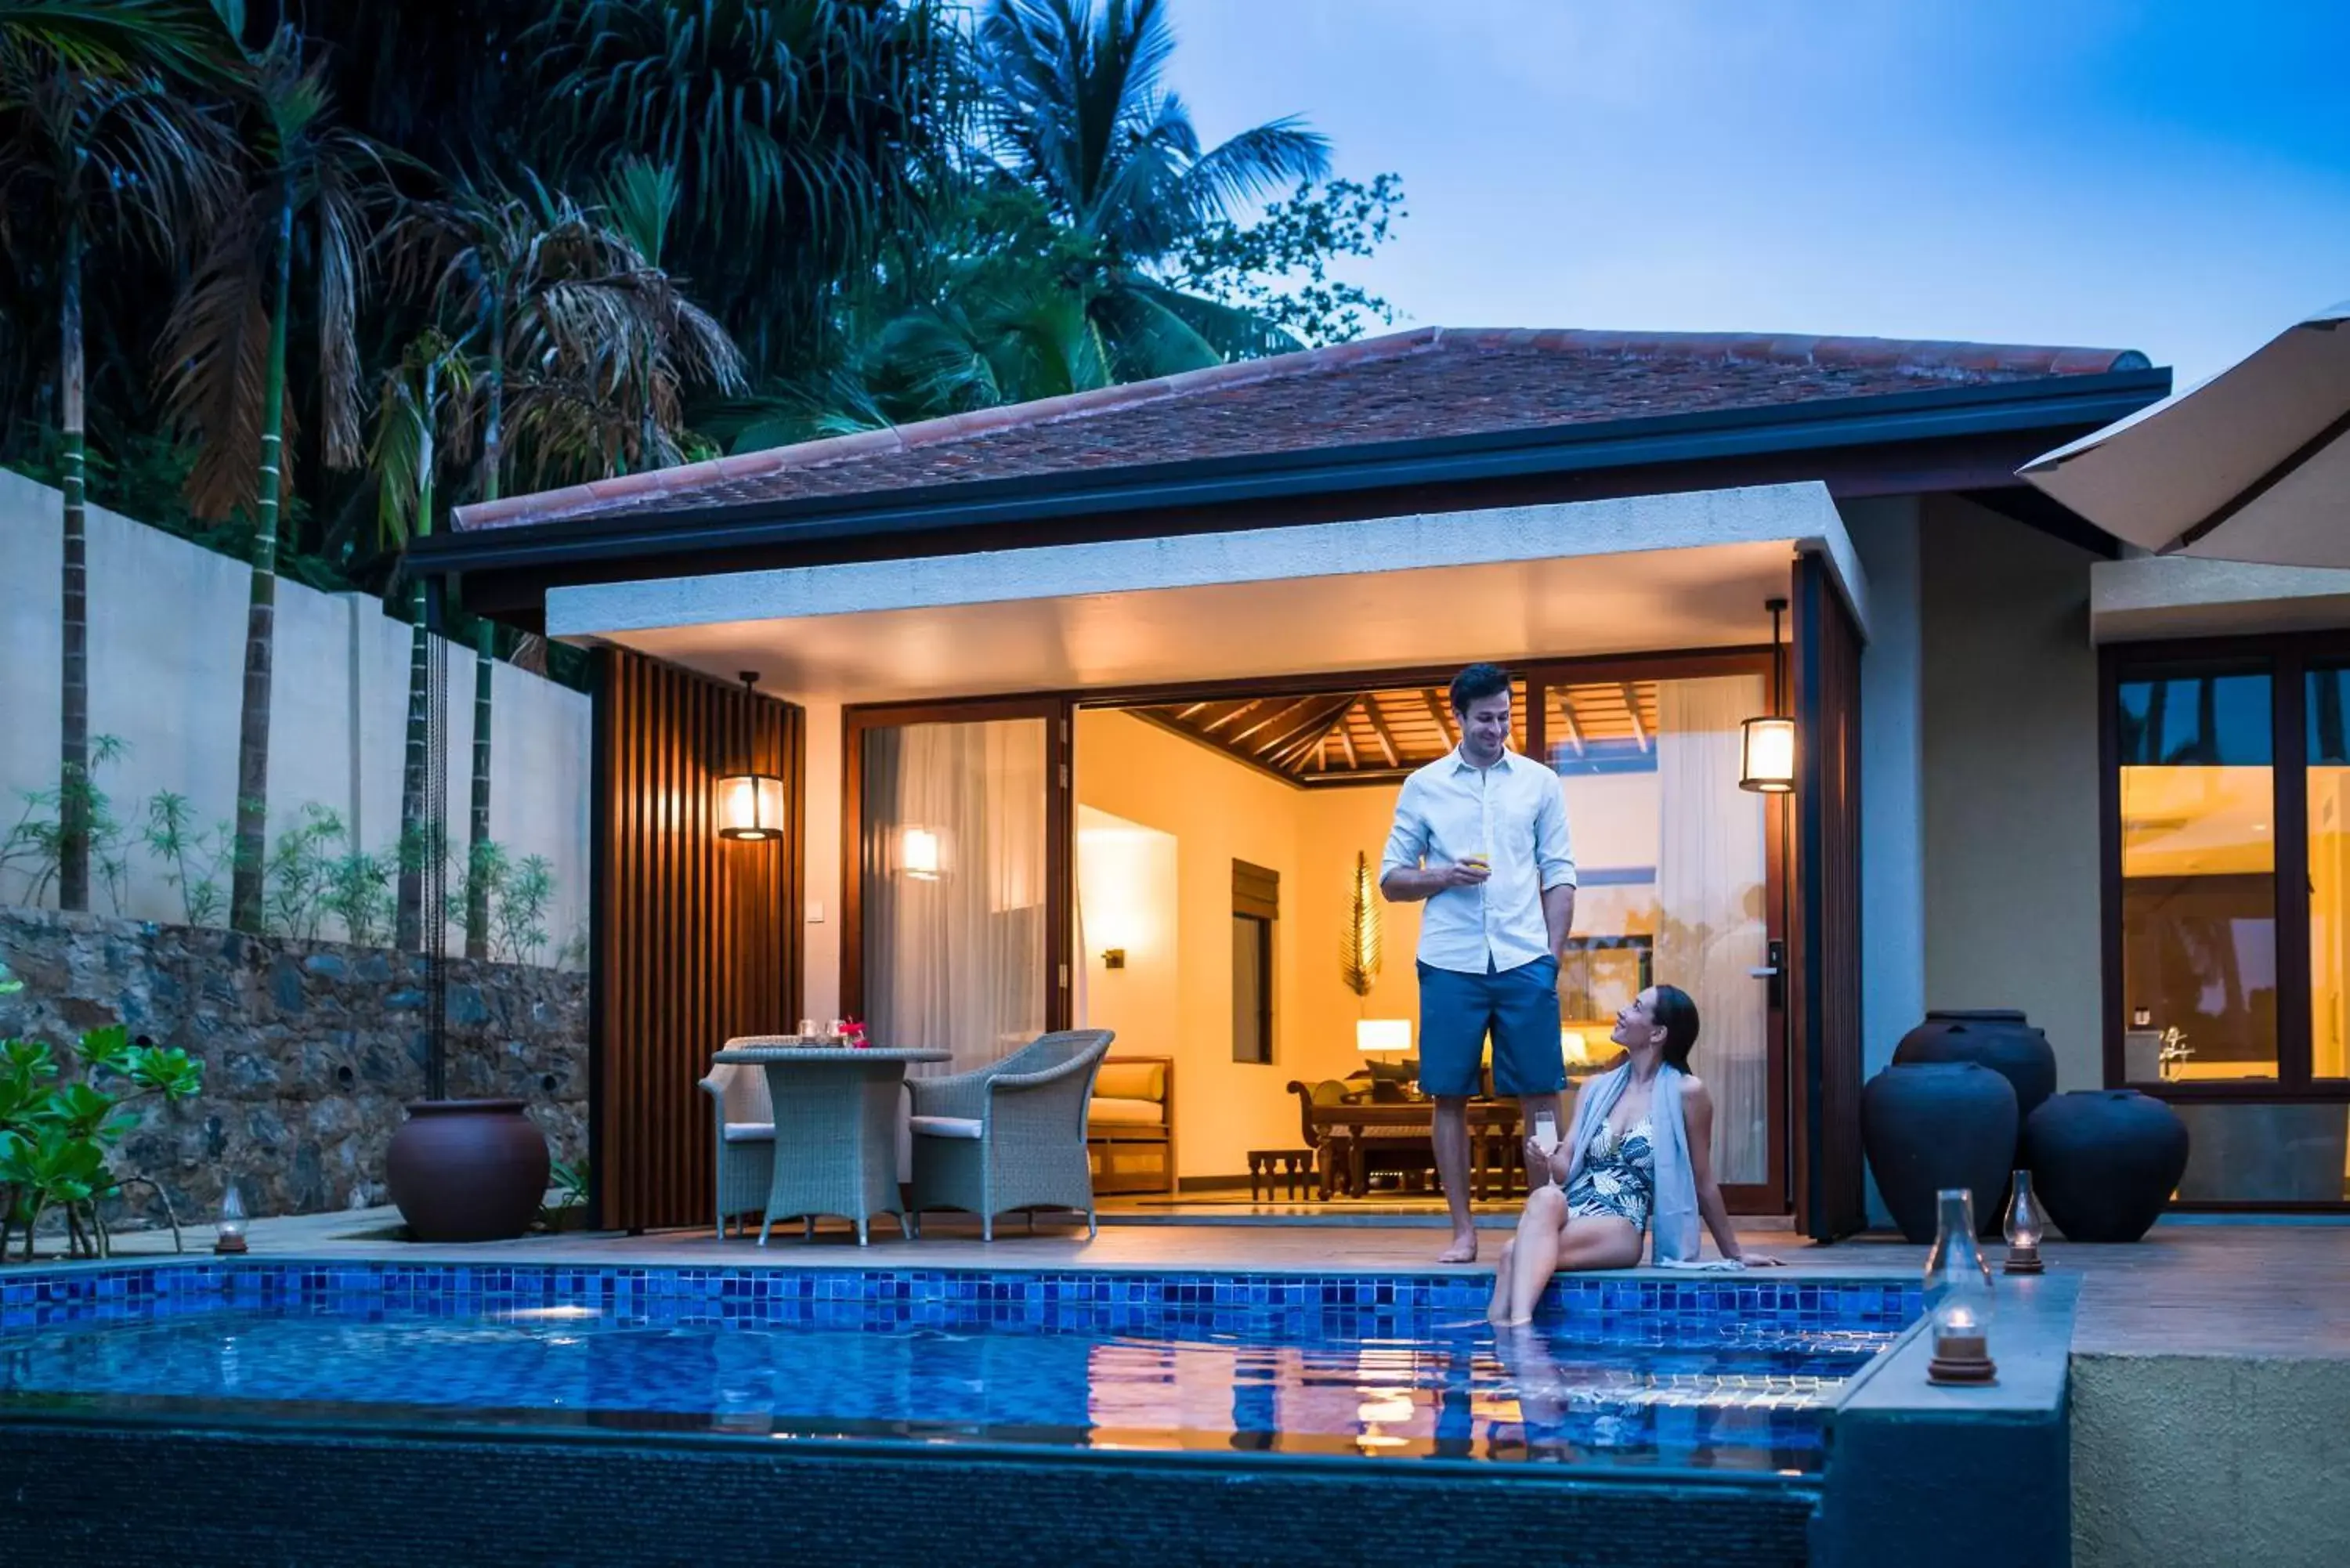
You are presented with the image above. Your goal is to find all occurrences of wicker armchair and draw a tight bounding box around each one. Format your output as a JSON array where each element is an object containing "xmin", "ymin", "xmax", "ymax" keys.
[
  {"xmin": 696, "ymin": 1060, "xmax": 794, "ymax": 1241},
  {"xmin": 907, "ymin": 1029, "xmax": 1115, "ymax": 1240}
]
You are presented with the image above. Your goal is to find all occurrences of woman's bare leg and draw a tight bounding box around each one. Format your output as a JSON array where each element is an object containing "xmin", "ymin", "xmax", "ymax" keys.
[
  {"xmin": 1487, "ymin": 1238, "xmax": 1518, "ymax": 1324},
  {"xmin": 1502, "ymin": 1210, "xmax": 1641, "ymax": 1326},
  {"xmin": 1496, "ymin": 1187, "xmax": 1567, "ymax": 1324}
]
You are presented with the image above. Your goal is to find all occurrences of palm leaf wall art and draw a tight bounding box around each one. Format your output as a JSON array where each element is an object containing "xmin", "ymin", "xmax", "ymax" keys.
[{"xmin": 1340, "ymin": 849, "xmax": 1381, "ymax": 998}]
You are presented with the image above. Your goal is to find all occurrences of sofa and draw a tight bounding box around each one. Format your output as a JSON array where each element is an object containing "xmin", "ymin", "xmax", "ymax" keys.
[{"xmin": 1086, "ymin": 1056, "xmax": 1177, "ymax": 1195}]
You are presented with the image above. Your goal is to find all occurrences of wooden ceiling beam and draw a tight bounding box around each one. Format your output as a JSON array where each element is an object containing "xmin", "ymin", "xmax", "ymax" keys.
[
  {"xmin": 1203, "ymin": 697, "xmax": 1280, "ymax": 736},
  {"xmin": 1262, "ymin": 695, "xmax": 1358, "ymax": 766},
  {"xmin": 1621, "ymin": 682, "xmax": 1650, "ymax": 751},
  {"xmin": 1365, "ymin": 696, "xmax": 1405, "ymax": 768},
  {"xmin": 1556, "ymin": 695, "xmax": 1587, "ymax": 756},
  {"xmin": 1338, "ymin": 713, "xmax": 1361, "ymax": 769},
  {"xmin": 1423, "ymin": 690, "xmax": 1459, "ymax": 749},
  {"xmin": 1227, "ymin": 696, "xmax": 1315, "ymax": 746}
]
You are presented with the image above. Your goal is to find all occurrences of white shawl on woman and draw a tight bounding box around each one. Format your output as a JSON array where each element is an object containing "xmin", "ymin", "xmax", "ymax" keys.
[{"xmin": 1560, "ymin": 1062, "xmax": 1702, "ymax": 1264}]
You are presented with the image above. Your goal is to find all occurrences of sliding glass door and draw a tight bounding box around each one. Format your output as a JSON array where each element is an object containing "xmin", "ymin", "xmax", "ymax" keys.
[
  {"xmin": 1531, "ymin": 658, "xmax": 1787, "ymax": 1212},
  {"xmin": 847, "ymin": 701, "xmax": 1071, "ymax": 1075}
]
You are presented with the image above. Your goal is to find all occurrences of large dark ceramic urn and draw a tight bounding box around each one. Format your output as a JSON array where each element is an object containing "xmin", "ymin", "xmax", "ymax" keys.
[
  {"xmin": 386, "ymin": 1100, "xmax": 551, "ymax": 1243},
  {"xmin": 1860, "ymin": 1062, "xmax": 2019, "ymax": 1245},
  {"xmin": 2024, "ymin": 1089, "xmax": 2189, "ymax": 1243},
  {"xmin": 1893, "ymin": 1010, "xmax": 2059, "ymax": 1122}
]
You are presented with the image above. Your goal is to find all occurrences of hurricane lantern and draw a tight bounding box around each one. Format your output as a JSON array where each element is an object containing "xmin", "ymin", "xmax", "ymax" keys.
[{"xmin": 1924, "ymin": 1187, "xmax": 1998, "ymax": 1384}]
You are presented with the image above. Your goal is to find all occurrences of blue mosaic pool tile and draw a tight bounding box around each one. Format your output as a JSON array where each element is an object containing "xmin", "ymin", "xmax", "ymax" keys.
[{"xmin": 2, "ymin": 1259, "xmax": 1920, "ymax": 1342}]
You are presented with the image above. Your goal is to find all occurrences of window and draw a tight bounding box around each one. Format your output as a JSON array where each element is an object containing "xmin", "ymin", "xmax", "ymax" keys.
[
  {"xmin": 1232, "ymin": 860, "xmax": 1277, "ymax": 1064},
  {"xmin": 2116, "ymin": 671, "xmax": 2277, "ymax": 1082},
  {"xmin": 2106, "ymin": 643, "xmax": 2350, "ymax": 1206}
]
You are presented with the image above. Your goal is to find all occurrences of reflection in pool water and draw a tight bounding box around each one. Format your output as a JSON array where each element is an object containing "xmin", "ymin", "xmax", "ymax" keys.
[{"xmin": 0, "ymin": 1299, "xmax": 1888, "ymax": 1472}]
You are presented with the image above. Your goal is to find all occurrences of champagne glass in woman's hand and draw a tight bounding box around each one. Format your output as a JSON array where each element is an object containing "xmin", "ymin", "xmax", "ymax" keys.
[{"xmin": 1523, "ymin": 1133, "xmax": 1564, "ymax": 1187}]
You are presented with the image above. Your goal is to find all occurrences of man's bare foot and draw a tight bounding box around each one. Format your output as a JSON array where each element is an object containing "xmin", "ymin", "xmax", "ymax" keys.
[{"xmin": 1439, "ymin": 1230, "xmax": 1478, "ymax": 1265}]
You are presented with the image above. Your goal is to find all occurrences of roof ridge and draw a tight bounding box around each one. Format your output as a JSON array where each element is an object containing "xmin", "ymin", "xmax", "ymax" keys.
[
  {"xmin": 454, "ymin": 325, "xmax": 1446, "ymax": 531},
  {"xmin": 1429, "ymin": 327, "xmax": 2149, "ymax": 377}
]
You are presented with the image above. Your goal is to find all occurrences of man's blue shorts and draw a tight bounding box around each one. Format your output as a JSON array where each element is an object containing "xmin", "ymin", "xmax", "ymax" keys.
[{"xmin": 1416, "ymin": 954, "xmax": 1565, "ymax": 1098}]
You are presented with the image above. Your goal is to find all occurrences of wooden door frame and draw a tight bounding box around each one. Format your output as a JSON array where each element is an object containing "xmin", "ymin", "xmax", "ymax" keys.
[{"xmin": 841, "ymin": 696, "xmax": 1075, "ymax": 1031}]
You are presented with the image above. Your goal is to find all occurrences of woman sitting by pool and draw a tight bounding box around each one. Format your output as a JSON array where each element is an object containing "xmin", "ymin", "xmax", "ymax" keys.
[{"xmin": 1488, "ymin": 984, "xmax": 1779, "ymax": 1326}]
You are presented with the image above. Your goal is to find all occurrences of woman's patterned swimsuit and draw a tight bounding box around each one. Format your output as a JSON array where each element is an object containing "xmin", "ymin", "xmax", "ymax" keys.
[{"xmin": 1566, "ymin": 1118, "xmax": 1656, "ymax": 1232}]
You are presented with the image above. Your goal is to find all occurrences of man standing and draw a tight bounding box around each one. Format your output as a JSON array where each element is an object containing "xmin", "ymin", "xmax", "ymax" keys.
[{"xmin": 1379, "ymin": 663, "xmax": 1576, "ymax": 1263}]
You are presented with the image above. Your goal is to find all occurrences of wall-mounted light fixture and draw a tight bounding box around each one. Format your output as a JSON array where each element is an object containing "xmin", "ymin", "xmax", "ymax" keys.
[
  {"xmin": 1740, "ymin": 598, "xmax": 1796, "ymax": 794},
  {"xmin": 899, "ymin": 826, "xmax": 942, "ymax": 880},
  {"xmin": 1101, "ymin": 948, "xmax": 1126, "ymax": 970},
  {"xmin": 717, "ymin": 672, "xmax": 787, "ymax": 841}
]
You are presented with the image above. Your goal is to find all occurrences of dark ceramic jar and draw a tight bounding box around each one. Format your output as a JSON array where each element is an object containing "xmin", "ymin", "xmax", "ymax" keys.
[
  {"xmin": 386, "ymin": 1099, "xmax": 551, "ymax": 1243},
  {"xmin": 1860, "ymin": 1062, "xmax": 2019, "ymax": 1245},
  {"xmin": 2024, "ymin": 1089, "xmax": 2189, "ymax": 1243},
  {"xmin": 1894, "ymin": 1010, "xmax": 2059, "ymax": 1123}
]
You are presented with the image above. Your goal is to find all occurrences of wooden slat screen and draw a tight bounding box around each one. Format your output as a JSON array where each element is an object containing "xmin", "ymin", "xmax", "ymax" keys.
[
  {"xmin": 1789, "ymin": 553, "xmax": 1867, "ymax": 1242},
  {"xmin": 591, "ymin": 649, "xmax": 803, "ymax": 1232}
]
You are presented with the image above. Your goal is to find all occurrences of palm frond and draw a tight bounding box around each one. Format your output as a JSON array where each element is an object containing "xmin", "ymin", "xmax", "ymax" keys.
[{"xmin": 0, "ymin": 0, "xmax": 229, "ymax": 84}]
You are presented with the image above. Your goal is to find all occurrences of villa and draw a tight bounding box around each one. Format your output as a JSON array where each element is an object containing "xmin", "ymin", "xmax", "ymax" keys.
[{"xmin": 403, "ymin": 322, "xmax": 2348, "ymax": 1233}]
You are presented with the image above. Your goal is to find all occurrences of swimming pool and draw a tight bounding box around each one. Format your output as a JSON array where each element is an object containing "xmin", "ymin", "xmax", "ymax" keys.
[{"xmin": 0, "ymin": 1262, "xmax": 1911, "ymax": 1470}]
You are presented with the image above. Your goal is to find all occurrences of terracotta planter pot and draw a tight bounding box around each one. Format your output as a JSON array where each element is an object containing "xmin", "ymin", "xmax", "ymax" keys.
[
  {"xmin": 386, "ymin": 1100, "xmax": 551, "ymax": 1243},
  {"xmin": 2025, "ymin": 1089, "xmax": 2189, "ymax": 1243},
  {"xmin": 1860, "ymin": 1062, "xmax": 2018, "ymax": 1245}
]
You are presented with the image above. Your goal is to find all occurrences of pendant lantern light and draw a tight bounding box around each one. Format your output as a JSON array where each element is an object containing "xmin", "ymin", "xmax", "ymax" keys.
[
  {"xmin": 717, "ymin": 671, "xmax": 787, "ymax": 841},
  {"xmin": 1739, "ymin": 598, "xmax": 1797, "ymax": 794}
]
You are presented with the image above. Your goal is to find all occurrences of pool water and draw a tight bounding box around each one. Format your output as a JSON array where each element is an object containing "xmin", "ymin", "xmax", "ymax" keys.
[{"xmin": 0, "ymin": 1268, "xmax": 1907, "ymax": 1473}]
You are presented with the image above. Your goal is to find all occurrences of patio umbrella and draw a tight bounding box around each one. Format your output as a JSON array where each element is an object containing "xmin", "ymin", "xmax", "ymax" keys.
[{"xmin": 2019, "ymin": 300, "xmax": 2350, "ymax": 566}]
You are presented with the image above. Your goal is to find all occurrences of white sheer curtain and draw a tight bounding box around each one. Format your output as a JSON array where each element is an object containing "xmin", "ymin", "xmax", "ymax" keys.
[
  {"xmin": 862, "ymin": 718, "xmax": 1048, "ymax": 1079},
  {"xmin": 1654, "ymin": 676, "xmax": 1770, "ymax": 1184}
]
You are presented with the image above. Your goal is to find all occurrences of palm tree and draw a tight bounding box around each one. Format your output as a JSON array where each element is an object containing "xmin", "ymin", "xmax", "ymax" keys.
[
  {"xmin": 395, "ymin": 164, "xmax": 744, "ymax": 952},
  {"xmin": 159, "ymin": 23, "xmax": 399, "ymax": 933},
  {"xmin": 973, "ymin": 0, "xmax": 1329, "ymax": 375},
  {"xmin": 525, "ymin": 0, "xmax": 959, "ymax": 376},
  {"xmin": 365, "ymin": 331, "xmax": 469, "ymax": 951},
  {"xmin": 0, "ymin": 2, "xmax": 230, "ymax": 911}
]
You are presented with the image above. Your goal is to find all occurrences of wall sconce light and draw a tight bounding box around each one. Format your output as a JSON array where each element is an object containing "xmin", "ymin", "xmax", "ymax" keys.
[
  {"xmin": 899, "ymin": 826, "xmax": 942, "ymax": 880},
  {"xmin": 214, "ymin": 1180, "xmax": 249, "ymax": 1255},
  {"xmin": 1101, "ymin": 948, "xmax": 1126, "ymax": 969},
  {"xmin": 1740, "ymin": 598, "xmax": 1796, "ymax": 794},
  {"xmin": 1356, "ymin": 1019, "xmax": 1412, "ymax": 1054},
  {"xmin": 2002, "ymin": 1169, "xmax": 2046, "ymax": 1275},
  {"xmin": 717, "ymin": 672, "xmax": 787, "ymax": 841},
  {"xmin": 1925, "ymin": 1187, "xmax": 1998, "ymax": 1385}
]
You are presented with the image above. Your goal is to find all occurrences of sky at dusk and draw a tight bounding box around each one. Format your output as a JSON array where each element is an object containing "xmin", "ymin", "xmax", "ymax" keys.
[{"xmin": 1162, "ymin": 0, "xmax": 2349, "ymax": 386}]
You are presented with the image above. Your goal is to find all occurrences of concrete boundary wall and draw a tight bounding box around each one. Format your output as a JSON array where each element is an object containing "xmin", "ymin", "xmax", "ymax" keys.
[{"xmin": 0, "ymin": 468, "xmax": 588, "ymax": 959}]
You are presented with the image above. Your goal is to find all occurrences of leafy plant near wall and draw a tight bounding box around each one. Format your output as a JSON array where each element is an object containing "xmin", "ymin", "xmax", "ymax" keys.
[
  {"xmin": 1340, "ymin": 850, "xmax": 1383, "ymax": 998},
  {"xmin": 143, "ymin": 791, "xmax": 233, "ymax": 927},
  {"xmin": 0, "ymin": 1002, "xmax": 205, "ymax": 1264},
  {"xmin": 1, "ymin": 734, "xmax": 131, "ymax": 912},
  {"xmin": 10, "ymin": 766, "xmax": 562, "ymax": 963},
  {"xmin": 461, "ymin": 842, "xmax": 556, "ymax": 966}
]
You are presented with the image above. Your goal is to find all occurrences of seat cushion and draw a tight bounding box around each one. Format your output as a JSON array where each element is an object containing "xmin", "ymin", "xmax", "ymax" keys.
[
  {"xmin": 1094, "ymin": 1060, "xmax": 1166, "ymax": 1101},
  {"xmin": 722, "ymin": 1121, "xmax": 775, "ymax": 1143},
  {"xmin": 1087, "ymin": 1097, "xmax": 1166, "ymax": 1129},
  {"xmin": 909, "ymin": 1115, "xmax": 984, "ymax": 1140}
]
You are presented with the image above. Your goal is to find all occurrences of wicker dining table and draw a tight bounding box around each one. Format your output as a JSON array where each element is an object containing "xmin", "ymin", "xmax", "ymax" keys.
[{"xmin": 710, "ymin": 1040, "xmax": 949, "ymax": 1246}]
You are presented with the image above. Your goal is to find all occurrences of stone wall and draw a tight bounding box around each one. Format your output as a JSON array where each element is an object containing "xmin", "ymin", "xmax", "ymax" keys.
[{"xmin": 0, "ymin": 907, "xmax": 586, "ymax": 1223}]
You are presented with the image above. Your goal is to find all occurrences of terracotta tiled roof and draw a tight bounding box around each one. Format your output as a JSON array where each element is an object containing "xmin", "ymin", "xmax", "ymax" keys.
[{"xmin": 454, "ymin": 325, "xmax": 2153, "ymax": 531}]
